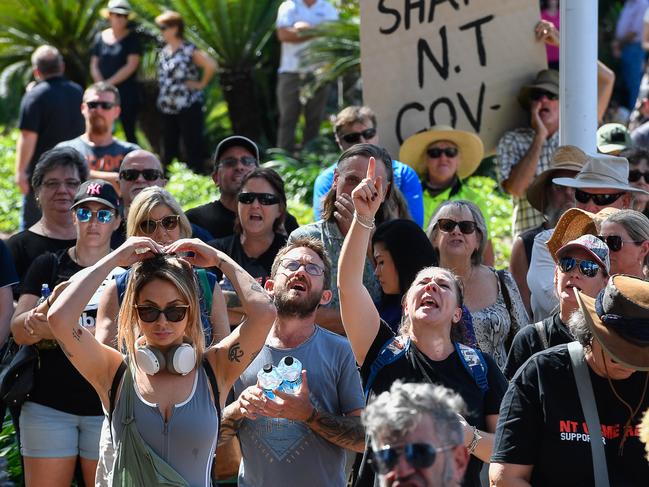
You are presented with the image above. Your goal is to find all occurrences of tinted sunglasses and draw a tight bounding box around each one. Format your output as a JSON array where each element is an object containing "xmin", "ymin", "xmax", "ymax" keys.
[
  {"xmin": 158, "ymin": 24, "xmax": 169, "ymax": 31},
  {"xmin": 280, "ymin": 259, "xmax": 325, "ymax": 276},
  {"xmin": 558, "ymin": 257, "xmax": 602, "ymax": 278},
  {"xmin": 218, "ymin": 156, "xmax": 258, "ymax": 169},
  {"xmin": 574, "ymin": 190, "xmax": 625, "ymax": 206},
  {"xmin": 530, "ymin": 89, "xmax": 558, "ymax": 101},
  {"xmin": 75, "ymin": 207, "xmax": 114, "ymax": 224},
  {"xmin": 629, "ymin": 170, "xmax": 649, "ymax": 184},
  {"xmin": 340, "ymin": 127, "xmax": 377, "ymax": 144},
  {"xmin": 596, "ymin": 234, "xmax": 642, "ymax": 252},
  {"xmin": 86, "ymin": 101, "xmax": 115, "ymax": 110},
  {"xmin": 426, "ymin": 147, "xmax": 458, "ymax": 159},
  {"xmin": 371, "ymin": 443, "xmax": 456, "ymax": 474},
  {"xmin": 119, "ymin": 169, "xmax": 163, "ymax": 181},
  {"xmin": 134, "ymin": 305, "xmax": 189, "ymax": 322},
  {"xmin": 139, "ymin": 215, "xmax": 180, "ymax": 235},
  {"xmin": 238, "ymin": 192, "xmax": 280, "ymax": 205},
  {"xmin": 436, "ymin": 218, "xmax": 477, "ymax": 234}
]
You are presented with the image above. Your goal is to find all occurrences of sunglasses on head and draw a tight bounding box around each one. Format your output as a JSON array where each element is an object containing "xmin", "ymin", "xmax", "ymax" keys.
[
  {"xmin": 530, "ymin": 90, "xmax": 558, "ymax": 101},
  {"xmin": 596, "ymin": 234, "xmax": 642, "ymax": 252},
  {"xmin": 280, "ymin": 259, "xmax": 325, "ymax": 276},
  {"xmin": 340, "ymin": 127, "xmax": 377, "ymax": 145},
  {"xmin": 139, "ymin": 215, "xmax": 180, "ymax": 235},
  {"xmin": 426, "ymin": 147, "xmax": 458, "ymax": 159},
  {"xmin": 371, "ymin": 443, "xmax": 456, "ymax": 474},
  {"xmin": 436, "ymin": 218, "xmax": 477, "ymax": 234},
  {"xmin": 238, "ymin": 192, "xmax": 280, "ymax": 205},
  {"xmin": 119, "ymin": 169, "xmax": 163, "ymax": 181},
  {"xmin": 134, "ymin": 304, "xmax": 189, "ymax": 323},
  {"xmin": 574, "ymin": 190, "xmax": 625, "ymax": 206},
  {"xmin": 86, "ymin": 101, "xmax": 115, "ymax": 110},
  {"xmin": 558, "ymin": 257, "xmax": 602, "ymax": 278},
  {"xmin": 75, "ymin": 207, "xmax": 114, "ymax": 224},
  {"xmin": 218, "ymin": 156, "xmax": 258, "ymax": 169},
  {"xmin": 629, "ymin": 170, "xmax": 649, "ymax": 184}
]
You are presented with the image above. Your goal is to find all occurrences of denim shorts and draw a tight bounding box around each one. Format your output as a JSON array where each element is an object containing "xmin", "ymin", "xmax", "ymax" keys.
[{"xmin": 19, "ymin": 401, "xmax": 103, "ymax": 459}]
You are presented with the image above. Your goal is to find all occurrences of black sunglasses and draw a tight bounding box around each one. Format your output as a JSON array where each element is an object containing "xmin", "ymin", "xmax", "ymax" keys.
[
  {"xmin": 139, "ymin": 215, "xmax": 180, "ymax": 235},
  {"xmin": 426, "ymin": 147, "xmax": 458, "ymax": 159},
  {"xmin": 574, "ymin": 190, "xmax": 625, "ymax": 206},
  {"xmin": 119, "ymin": 169, "xmax": 163, "ymax": 181},
  {"xmin": 280, "ymin": 258, "xmax": 325, "ymax": 276},
  {"xmin": 341, "ymin": 127, "xmax": 377, "ymax": 144},
  {"xmin": 218, "ymin": 156, "xmax": 258, "ymax": 169},
  {"xmin": 558, "ymin": 257, "xmax": 602, "ymax": 278},
  {"xmin": 436, "ymin": 218, "xmax": 477, "ymax": 234},
  {"xmin": 530, "ymin": 89, "xmax": 558, "ymax": 101},
  {"xmin": 596, "ymin": 235, "xmax": 642, "ymax": 252},
  {"xmin": 86, "ymin": 101, "xmax": 115, "ymax": 110},
  {"xmin": 371, "ymin": 443, "xmax": 456, "ymax": 474},
  {"xmin": 629, "ymin": 170, "xmax": 649, "ymax": 184},
  {"xmin": 134, "ymin": 305, "xmax": 189, "ymax": 323},
  {"xmin": 238, "ymin": 192, "xmax": 280, "ymax": 205}
]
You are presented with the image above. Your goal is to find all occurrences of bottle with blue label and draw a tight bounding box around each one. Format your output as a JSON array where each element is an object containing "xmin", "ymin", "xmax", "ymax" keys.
[
  {"xmin": 257, "ymin": 364, "xmax": 282, "ymax": 399},
  {"xmin": 277, "ymin": 356, "xmax": 302, "ymax": 394},
  {"xmin": 36, "ymin": 283, "xmax": 51, "ymax": 306}
]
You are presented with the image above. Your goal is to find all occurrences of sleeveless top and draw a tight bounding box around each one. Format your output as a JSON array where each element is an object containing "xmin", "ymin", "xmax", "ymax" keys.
[
  {"xmin": 157, "ymin": 41, "xmax": 203, "ymax": 114},
  {"xmin": 111, "ymin": 367, "xmax": 219, "ymax": 487}
]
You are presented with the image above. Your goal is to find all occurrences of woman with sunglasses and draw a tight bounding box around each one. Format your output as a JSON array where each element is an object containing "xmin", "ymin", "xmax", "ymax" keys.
[
  {"xmin": 504, "ymin": 234, "xmax": 610, "ymax": 380},
  {"xmin": 599, "ymin": 209, "xmax": 649, "ymax": 278},
  {"xmin": 427, "ymin": 200, "xmax": 529, "ymax": 369},
  {"xmin": 338, "ymin": 159, "xmax": 507, "ymax": 487},
  {"xmin": 9, "ymin": 179, "xmax": 122, "ymax": 487},
  {"xmin": 620, "ymin": 148, "xmax": 649, "ymax": 214},
  {"xmin": 46, "ymin": 237, "xmax": 276, "ymax": 486}
]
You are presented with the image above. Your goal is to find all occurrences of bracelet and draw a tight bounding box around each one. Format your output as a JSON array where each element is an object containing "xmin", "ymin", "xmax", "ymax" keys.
[
  {"xmin": 305, "ymin": 406, "xmax": 318, "ymax": 424},
  {"xmin": 354, "ymin": 212, "xmax": 375, "ymax": 230},
  {"xmin": 45, "ymin": 295, "xmax": 53, "ymax": 309},
  {"xmin": 467, "ymin": 426, "xmax": 482, "ymax": 454}
]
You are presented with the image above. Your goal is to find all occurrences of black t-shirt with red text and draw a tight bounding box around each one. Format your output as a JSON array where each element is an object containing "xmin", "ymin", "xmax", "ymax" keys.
[{"xmin": 492, "ymin": 344, "xmax": 649, "ymax": 487}]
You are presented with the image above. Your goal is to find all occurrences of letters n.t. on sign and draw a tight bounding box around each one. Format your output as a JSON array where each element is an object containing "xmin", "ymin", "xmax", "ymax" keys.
[{"xmin": 360, "ymin": 0, "xmax": 547, "ymax": 157}]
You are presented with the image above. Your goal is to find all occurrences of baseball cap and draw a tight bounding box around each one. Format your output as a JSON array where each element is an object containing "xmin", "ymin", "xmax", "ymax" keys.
[{"xmin": 71, "ymin": 179, "xmax": 120, "ymax": 210}]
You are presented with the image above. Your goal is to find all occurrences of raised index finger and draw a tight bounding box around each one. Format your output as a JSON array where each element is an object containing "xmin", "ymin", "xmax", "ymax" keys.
[{"xmin": 366, "ymin": 156, "xmax": 376, "ymax": 180}]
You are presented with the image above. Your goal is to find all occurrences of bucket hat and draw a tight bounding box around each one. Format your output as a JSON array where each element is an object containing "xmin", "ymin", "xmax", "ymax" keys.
[{"xmin": 518, "ymin": 69, "xmax": 559, "ymax": 110}]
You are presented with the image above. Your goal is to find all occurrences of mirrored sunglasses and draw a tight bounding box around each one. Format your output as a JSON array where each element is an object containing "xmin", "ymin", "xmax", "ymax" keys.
[
  {"xmin": 596, "ymin": 235, "xmax": 642, "ymax": 252},
  {"xmin": 219, "ymin": 156, "xmax": 258, "ymax": 169},
  {"xmin": 76, "ymin": 207, "xmax": 114, "ymax": 224},
  {"xmin": 629, "ymin": 170, "xmax": 649, "ymax": 184},
  {"xmin": 558, "ymin": 257, "xmax": 601, "ymax": 278},
  {"xmin": 134, "ymin": 305, "xmax": 189, "ymax": 322},
  {"xmin": 119, "ymin": 169, "xmax": 163, "ymax": 181},
  {"xmin": 436, "ymin": 218, "xmax": 477, "ymax": 234},
  {"xmin": 86, "ymin": 101, "xmax": 115, "ymax": 110},
  {"xmin": 138, "ymin": 215, "xmax": 180, "ymax": 235},
  {"xmin": 574, "ymin": 190, "xmax": 624, "ymax": 206},
  {"xmin": 371, "ymin": 443, "xmax": 456, "ymax": 475},
  {"xmin": 238, "ymin": 192, "xmax": 280, "ymax": 205},
  {"xmin": 280, "ymin": 259, "xmax": 325, "ymax": 276},
  {"xmin": 426, "ymin": 147, "xmax": 458, "ymax": 159},
  {"xmin": 341, "ymin": 127, "xmax": 377, "ymax": 144}
]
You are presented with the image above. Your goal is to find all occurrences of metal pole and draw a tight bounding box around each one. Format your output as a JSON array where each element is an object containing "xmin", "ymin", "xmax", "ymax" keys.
[{"xmin": 559, "ymin": 0, "xmax": 598, "ymax": 152}]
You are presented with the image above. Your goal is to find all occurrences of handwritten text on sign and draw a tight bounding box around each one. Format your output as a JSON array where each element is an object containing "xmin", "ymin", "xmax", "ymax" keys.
[{"xmin": 360, "ymin": 0, "xmax": 546, "ymax": 156}]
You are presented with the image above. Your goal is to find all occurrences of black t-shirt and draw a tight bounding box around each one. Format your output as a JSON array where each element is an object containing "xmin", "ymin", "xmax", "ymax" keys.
[
  {"xmin": 21, "ymin": 249, "xmax": 104, "ymax": 416},
  {"xmin": 91, "ymin": 31, "xmax": 142, "ymax": 95},
  {"xmin": 5, "ymin": 231, "xmax": 77, "ymax": 297},
  {"xmin": 56, "ymin": 136, "xmax": 139, "ymax": 173},
  {"xmin": 355, "ymin": 322, "xmax": 507, "ymax": 487},
  {"xmin": 18, "ymin": 76, "xmax": 84, "ymax": 175},
  {"xmin": 504, "ymin": 313, "xmax": 573, "ymax": 380},
  {"xmin": 186, "ymin": 200, "xmax": 299, "ymax": 239},
  {"xmin": 492, "ymin": 345, "xmax": 649, "ymax": 486}
]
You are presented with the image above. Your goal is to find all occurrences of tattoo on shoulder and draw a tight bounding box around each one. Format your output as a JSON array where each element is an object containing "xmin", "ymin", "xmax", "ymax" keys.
[
  {"xmin": 228, "ymin": 342, "xmax": 244, "ymax": 363},
  {"xmin": 72, "ymin": 327, "xmax": 83, "ymax": 342},
  {"xmin": 225, "ymin": 291, "xmax": 242, "ymax": 309}
]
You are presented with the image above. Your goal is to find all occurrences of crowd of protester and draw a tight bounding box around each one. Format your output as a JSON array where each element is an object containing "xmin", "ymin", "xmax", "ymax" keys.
[{"xmin": 2, "ymin": 1, "xmax": 649, "ymax": 486}]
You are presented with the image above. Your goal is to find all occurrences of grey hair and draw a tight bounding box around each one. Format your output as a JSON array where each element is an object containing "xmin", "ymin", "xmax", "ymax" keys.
[
  {"xmin": 363, "ymin": 381, "xmax": 465, "ymax": 449},
  {"xmin": 567, "ymin": 309, "xmax": 593, "ymax": 350},
  {"xmin": 427, "ymin": 200, "xmax": 488, "ymax": 266},
  {"xmin": 31, "ymin": 45, "xmax": 63, "ymax": 77},
  {"xmin": 602, "ymin": 209, "xmax": 649, "ymax": 267}
]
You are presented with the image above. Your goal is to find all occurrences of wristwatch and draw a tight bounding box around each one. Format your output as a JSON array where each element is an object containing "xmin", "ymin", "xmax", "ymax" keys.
[{"xmin": 467, "ymin": 426, "xmax": 482, "ymax": 454}]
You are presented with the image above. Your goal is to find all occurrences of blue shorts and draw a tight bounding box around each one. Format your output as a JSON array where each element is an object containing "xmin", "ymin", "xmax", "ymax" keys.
[{"xmin": 19, "ymin": 401, "xmax": 103, "ymax": 459}]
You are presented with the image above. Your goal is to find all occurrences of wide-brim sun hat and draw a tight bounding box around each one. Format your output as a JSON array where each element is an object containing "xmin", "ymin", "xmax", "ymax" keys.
[
  {"xmin": 575, "ymin": 274, "xmax": 649, "ymax": 371},
  {"xmin": 527, "ymin": 145, "xmax": 588, "ymax": 212},
  {"xmin": 399, "ymin": 125, "xmax": 484, "ymax": 181},
  {"xmin": 101, "ymin": 0, "xmax": 134, "ymax": 19},
  {"xmin": 517, "ymin": 69, "xmax": 559, "ymax": 111}
]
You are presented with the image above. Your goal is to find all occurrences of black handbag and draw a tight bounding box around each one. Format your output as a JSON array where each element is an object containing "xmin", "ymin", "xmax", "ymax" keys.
[{"xmin": 0, "ymin": 344, "xmax": 39, "ymax": 416}]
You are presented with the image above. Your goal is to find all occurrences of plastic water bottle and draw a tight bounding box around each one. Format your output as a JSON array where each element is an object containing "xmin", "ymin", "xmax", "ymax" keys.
[
  {"xmin": 36, "ymin": 283, "xmax": 51, "ymax": 306},
  {"xmin": 35, "ymin": 284, "xmax": 57, "ymax": 350},
  {"xmin": 277, "ymin": 356, "xmax": 302, "ymax": 394},
  {"xmin": 257, "ymin": 364, "xmax": 282, "ymax": 399}
]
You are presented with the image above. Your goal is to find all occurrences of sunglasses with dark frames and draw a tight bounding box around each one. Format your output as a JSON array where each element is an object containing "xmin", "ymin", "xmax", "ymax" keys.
[
  {"xmin": 218, "ymin": 156, "xmax": 258, "ymax": 169},
  {"xmin": 371, "ymin": 443, "xmax": 456, "ymax": 474},
  {"xmin": 436, "ymin": 218, "xmax": 477, "ymax": 234},
  {"xmin": 280, "ymin": 259, "xmax": 325, "ymax": 276},
  {"xmin": 238, "ymin": 192, "xmax": 280, "ymax": 205},
  {"xmin": 76, "ymin": 207, "xmax": 114, "ymax": 224},
  {"xmin": 574, "ymin": 190, "xmax": 625, "ymax": 206},
  {"xmin": 340, "ymin": 127, "xmax": 377, "ymax": 145},
  {"xmin": 530, "ymin": 90, "xmax": 558, "ymax": 101},
  {"xmin": 596, "ymin": 235, "xmax": 643, "ymax": 252},
  {"xmin": 158, "ymin": 24, "xmax": 169, "ymax": 30},
  {"xmin": 558, "ymin": 257, "xmax": 602, "ymax": 278},
  {"xmin": 134, "ymin": 304, "xmax": 189, "ymax": 323},
  {"xmin": 86, "ymin": 101, "xmax": 115, "ymax": 110},
  {"xmin": 138, "ymin": 215, "xmax": 180, "ymax": 235},
  {"xmin": 426, "ymin": 147, "xmax": 459, "ymax": 159},
  {"xmin": 629, "ymin": 170, "xmax": 649, "ymax": 184},
  {"xmin": 119, "ymin": 169, "xmax": 163, "ymax": 181}
]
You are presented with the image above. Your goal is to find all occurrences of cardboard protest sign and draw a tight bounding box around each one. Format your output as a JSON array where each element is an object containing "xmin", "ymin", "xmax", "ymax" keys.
[{"xmin": 360, "ymin": 0, "xmax": 547, "ymax": 157}]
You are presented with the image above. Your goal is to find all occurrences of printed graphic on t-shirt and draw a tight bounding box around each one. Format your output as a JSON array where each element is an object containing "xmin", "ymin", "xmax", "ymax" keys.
[{"xmin": 558, "ymin": 419, "xmax": 642, "ymax": 443}]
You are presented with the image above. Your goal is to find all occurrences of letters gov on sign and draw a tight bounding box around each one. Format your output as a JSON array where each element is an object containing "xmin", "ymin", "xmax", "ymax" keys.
[{"xmin": 360, "ymin": 0, "xmax": 547, "ymax": 157}]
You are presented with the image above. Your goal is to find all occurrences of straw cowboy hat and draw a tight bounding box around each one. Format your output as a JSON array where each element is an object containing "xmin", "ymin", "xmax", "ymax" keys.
[
  {"xmin": 527, "ymin": 145, "xmax": 588, "ymax": 212},
  {"xmin": 517, "ymin": 69, "xmax": 559, "ymax": 110},
  {"xmin": 575, "ymin": 274, "xmax": 649, "ymax": 370},
  {"xmin": 101, "ymin": 0, "xmax": 134, "ymax": 18},
  {"xmin": 553, "ymin": 154, "xmax": 649, "ymax": 195},
  {"xmin": 399, "ymin": 125, "xmax": 484, "ymax": 181}
]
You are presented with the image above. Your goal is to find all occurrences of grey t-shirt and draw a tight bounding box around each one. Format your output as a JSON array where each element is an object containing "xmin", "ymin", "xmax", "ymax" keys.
[
  {"xmin": 56, "ymin": 136, "xmax": 139, "ymax": 173},
  {"xmin": 233, "ymin": 326, "xmax": 365, "ymax": 487}
]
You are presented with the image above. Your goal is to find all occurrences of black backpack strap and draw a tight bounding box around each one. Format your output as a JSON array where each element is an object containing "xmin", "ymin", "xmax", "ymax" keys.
[
  {"xmin": 202, "ymin": 358, "xmax": 221, "ymax": 419},
  {"xmin": 108, "ymin": 361, "xmax": 127, "ymax": 433}
]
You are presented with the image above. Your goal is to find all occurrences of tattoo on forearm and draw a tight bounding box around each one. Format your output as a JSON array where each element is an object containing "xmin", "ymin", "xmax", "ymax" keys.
[
  {"xmin": 224, "ymin": 291, "xmax": 242, "ymax": 309},
  {"xmin": 228, "ymin": 342, "xmax": 244, "ymax": 363},
  {"xmin": 72, "ymin": 327, "xmax": 83, "ymax": 342},
  {"xmin": 55, "ymin": 339, "xmax": 74, "ymax": 358},
  {"xmin": 218, "ymin": 415, "xmax": 244, "ymax": 446},
  {"xmin": 248, "ymin": 350, "xmax": 259, "ymax": 366},
  {"xmin": 309, "ymin": 412, "xmax": 365, "ymax": 451},
  {"xmin": 250, "ymin": 282, "xmax": 264, "ymax": 293}
]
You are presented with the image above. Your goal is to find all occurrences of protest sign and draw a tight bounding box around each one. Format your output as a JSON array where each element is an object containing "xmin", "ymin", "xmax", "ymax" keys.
[{"xmin": 360, "ymin": 0, "xmax": 547, "ymax": 157}]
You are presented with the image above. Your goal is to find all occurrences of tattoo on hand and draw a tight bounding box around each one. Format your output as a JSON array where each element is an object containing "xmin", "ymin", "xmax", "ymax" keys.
[
  {"xmin": 228, "ymin": 342, "xmax": 244, "ymax": 363},
  {"xmin": 72, "ymin": 327, "xmax": 83, "ymax": 342}
]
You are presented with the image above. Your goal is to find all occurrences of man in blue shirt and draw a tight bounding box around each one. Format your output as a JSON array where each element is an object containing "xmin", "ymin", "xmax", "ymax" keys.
[{"xmin": 312, "ymin": 106, "xmax": 423, "ymax": 226}]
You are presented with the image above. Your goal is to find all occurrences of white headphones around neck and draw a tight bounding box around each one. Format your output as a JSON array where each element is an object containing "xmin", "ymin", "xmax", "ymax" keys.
[{"xmin": 135, "ymin": 336, "xmax": 196, "ymax": 376}]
